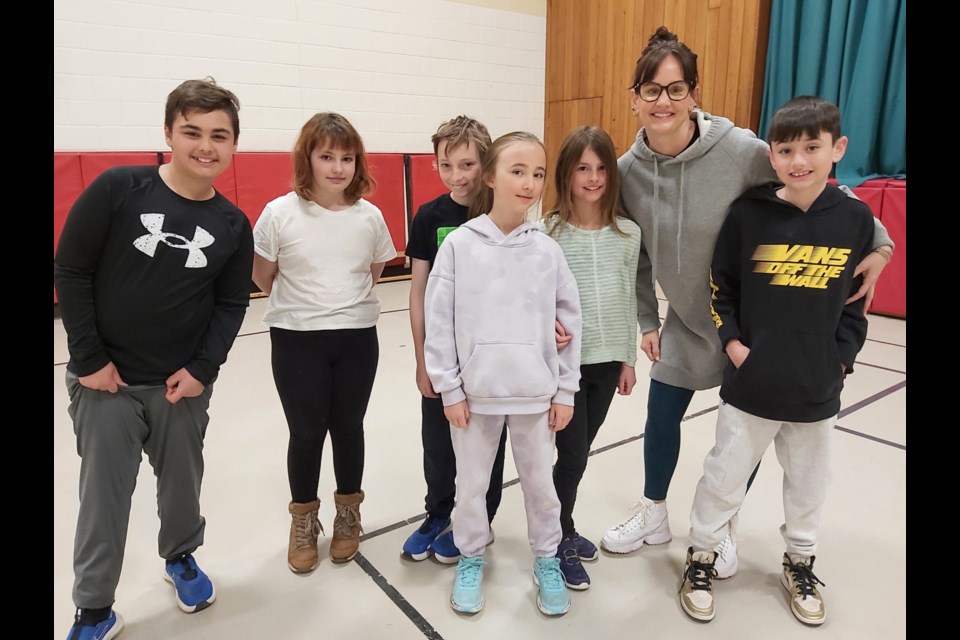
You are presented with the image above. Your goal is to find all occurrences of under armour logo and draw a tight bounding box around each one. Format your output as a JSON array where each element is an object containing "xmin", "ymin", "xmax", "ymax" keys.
[{"xmin": 133, "ymin": 213, "xmax": 214, "ymax": 268}]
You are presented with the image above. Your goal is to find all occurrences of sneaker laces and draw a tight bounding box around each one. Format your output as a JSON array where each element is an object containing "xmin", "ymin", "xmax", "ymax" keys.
[
  {"xmin": 292, "ymin": 511, "xmax": 323, "ymax": 548},
  {"xmin": 683, "ymin": 556, "xmax": 717, "ymax": 593},
  {"xmin": 456, "ymin": 557, "xmax": 484, "ymax": 588},
  {"xmin": 715, "ymin": 533, "xmax": 734, "ymax": 562},
  {"xmin": 615, "ymin": 501, "xmax": 650, "ymax": 532},
  {"xmin": 537, "ymin": 559, "xmax": 565, "ymax": 590},
  {"xmin": 558, "ymin": 539, "xmax": 581, "ymax": 566},
  {"xmin": 334, "ymin": 502, "xmax": 363, "ymax": 538},
  {"xmin": 783, "ymin": 556, "xmax": 825, "ymax": 600}
]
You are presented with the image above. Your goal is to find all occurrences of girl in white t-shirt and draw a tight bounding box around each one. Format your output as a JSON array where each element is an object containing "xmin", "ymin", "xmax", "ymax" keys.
[{"xmin": 252, "ymin": 113, "xmax": 396, "ymax": 573}]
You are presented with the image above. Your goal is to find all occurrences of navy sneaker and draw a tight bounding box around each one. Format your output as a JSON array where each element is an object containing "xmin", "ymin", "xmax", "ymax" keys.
[
  {"xmin": 164, "ymin": 554, "xmax": 216, "ymax": 613},
  {"xmin": 431, "ymin": 527, "xmax": 461, "ymax": 564},
  {"xmin": 556, "ymin": 536, "xmax": 591, "ymax": 590},
  {"xmin": 571, "ymin": 532, "xmax": 598, "ymax": 562},
  {"xmin": 402, "ymin": 515, "xmax": 449, "ymax": 561},
  {"xmin": 66, "ymin": 608, "xmax": 123, "ymax": 640}
]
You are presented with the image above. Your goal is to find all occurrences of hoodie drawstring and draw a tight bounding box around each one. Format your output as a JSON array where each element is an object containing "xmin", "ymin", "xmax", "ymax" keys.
[
  {"xmin": 651, "ymin": 156, "xmax": 660, "ymax": 289},
  {"xmin": 677, "ymin": 160, "xmax": 685, "ymax": 274}
]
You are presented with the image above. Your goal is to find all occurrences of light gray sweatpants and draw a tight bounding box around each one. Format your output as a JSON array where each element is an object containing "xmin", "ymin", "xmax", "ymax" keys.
[
  {"xmin": 66, "ymin": 371, "xmax": 213, "ymax": 609},
  {"xmin": 450, "ymin": 412, "xmax": 562, "ymax": 558},
  {"xmin": 689, "ymin": 401, "xmax": 834, "ymax": 557}
]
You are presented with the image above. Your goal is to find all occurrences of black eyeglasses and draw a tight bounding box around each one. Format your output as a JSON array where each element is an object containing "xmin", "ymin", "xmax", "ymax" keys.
[{"xmin": 633, "ymin": 80, "xmax": 692, "ymax": 102}]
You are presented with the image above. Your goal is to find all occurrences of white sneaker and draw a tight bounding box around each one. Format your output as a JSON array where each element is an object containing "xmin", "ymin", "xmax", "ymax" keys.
[
  {"xmin": 714, "ymin": 513, "xmax": 739, "ymax": 579},
  {"xmin": 600, "ymin": 497, "xmax": 671, "ymax": 553}
]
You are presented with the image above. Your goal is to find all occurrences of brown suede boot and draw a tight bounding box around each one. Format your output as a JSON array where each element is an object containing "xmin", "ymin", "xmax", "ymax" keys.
[
  {"xmin": 288, "ymin": 499, "xmax": 323, "ymax": 574},
  {"xmin": 330, "ymin": 491, "xmax": 364, "ymax": 563}
]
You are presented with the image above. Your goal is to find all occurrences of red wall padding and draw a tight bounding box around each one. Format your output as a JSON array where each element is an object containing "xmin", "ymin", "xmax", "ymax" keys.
[
  {"xmin": 79, "ymin": 153, "xmax": 157, "ymax": 187},
  {"xmin": 53, "ymin": 154, "xmax": 86, "ymax": 303},
  {"xmin": 366, "ymin": 154, "xmax": 407, "ymax": 265},
  {"xmin": 408, "ymin": 154, "xmax": 448, "ymax": 220},
  {"xmin": 232, "ymin": 153, "xmax": 294, "ymax": 229},
  {"xmin": 871, "ymin": 182, "xmax": 906, "ymax": 317}
]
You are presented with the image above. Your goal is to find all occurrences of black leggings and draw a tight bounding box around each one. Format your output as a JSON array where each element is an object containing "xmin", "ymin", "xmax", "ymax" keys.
[
  {"xmin": 270, "ymin": 327, "xmax": 379, "ymax": 503},
  {"xmin": 554, "ymin": 361, "xmax": 622, "ymax": 536}
]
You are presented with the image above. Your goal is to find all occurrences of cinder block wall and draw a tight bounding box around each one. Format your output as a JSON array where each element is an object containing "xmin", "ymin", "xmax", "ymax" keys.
[{"xmin": 54, "ymin": 0, "xmax": 546, "ymax": 152}]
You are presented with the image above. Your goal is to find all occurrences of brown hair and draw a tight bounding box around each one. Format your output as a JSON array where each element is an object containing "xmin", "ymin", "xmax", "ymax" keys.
[
  {"xmin": 544, "ymin": 126, "xmax": 626, "ymax": 236},
  {"xmin": 469, "ymin": 131, "xmax": 545, "ymax": 220},
  {"xmin": 292, "ymin": 112, "xmax": 376, "ymax": 204},
  {"xmin": 768, "ymin": 96, "xmax": 842, "ymax": 144},
  {"xmin": 431, "ymin": 115, "xmax": 492, "ymax": 159},
  {"xmin": 165, "ymin": 77, "xmax": 240, "ymax": 141},
  {"xmin": 629, "ymin": 26, "xmax": 699, "ymax": 94}
]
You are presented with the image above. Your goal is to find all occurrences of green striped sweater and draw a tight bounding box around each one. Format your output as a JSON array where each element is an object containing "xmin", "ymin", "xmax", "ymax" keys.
[{"xmin": 540, "ymin": 217, "xmax": 642, "ymax": 366}]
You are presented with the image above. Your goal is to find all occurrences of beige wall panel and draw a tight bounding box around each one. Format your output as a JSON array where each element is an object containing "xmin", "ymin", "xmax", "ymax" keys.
[{"xmin": 546, "ymin": 0, "xmax": 770, "ymax": 164}]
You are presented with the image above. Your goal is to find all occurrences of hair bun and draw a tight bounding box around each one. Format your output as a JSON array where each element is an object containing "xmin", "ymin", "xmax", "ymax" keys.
[{"xmin": 649, "ymin": 26, "xmax": 679, "ymax": 46}]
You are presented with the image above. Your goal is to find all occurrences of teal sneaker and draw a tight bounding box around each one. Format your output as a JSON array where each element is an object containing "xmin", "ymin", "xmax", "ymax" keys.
[
  {"xmin": 533, "ymin": 556, "xmax": 571, "ymax": 616},
  {"xmin": 450, "ymin": 556, "xmax": 485, "ymax": 613}
]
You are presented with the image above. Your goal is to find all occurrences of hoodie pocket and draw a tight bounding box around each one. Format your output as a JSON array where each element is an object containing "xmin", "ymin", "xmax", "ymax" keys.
[
  {"xmin": 732, "ymin": 331, "xmax": 843, "ymax": 405},
  {"xmin": 460, "ymin": 342, "xmax": 555, "ymax": 399}
]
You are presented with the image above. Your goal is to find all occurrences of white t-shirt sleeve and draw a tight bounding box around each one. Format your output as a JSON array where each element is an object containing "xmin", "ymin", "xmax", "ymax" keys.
[
  {"xmin": 252, "ymin": 203, "xmax": 279, "ymax": 261},
  {"xmin": 371, "ymin": 206, "xmax": 398, "ymax": 263}
]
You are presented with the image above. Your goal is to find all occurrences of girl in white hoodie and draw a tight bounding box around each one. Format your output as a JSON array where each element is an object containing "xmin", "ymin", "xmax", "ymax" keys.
[{"xmin": 424, "ymin": 132, "xmax": 582, "ymax": 617}]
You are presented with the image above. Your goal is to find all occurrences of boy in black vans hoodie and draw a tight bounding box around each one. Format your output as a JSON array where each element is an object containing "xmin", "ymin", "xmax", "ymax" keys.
[{"xmin": 678, "ymin": 97, "xmax": 879, "ymax": 627}]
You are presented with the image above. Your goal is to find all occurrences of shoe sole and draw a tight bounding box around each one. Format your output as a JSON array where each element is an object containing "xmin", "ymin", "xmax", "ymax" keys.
[
  {"xmin": 288, "ymin": 561, "xmax": 319, "ymax": 574},
  {"xmin": 532, "ymin": 572, "xmax": 572, "ymax": 615},
  {"xmin": 600, "ymin": 530, "xmax": 672, "ymax": 554},
  {"xmin": 714, "ymin": 556, "xmax": 738, "ymax": 580},
  {"xmin": 579, "ymin": 551, "xmax": 598, "ymax": 562},
  {"xmin": 402, "ymin": 549, "xmax": 431, "ymax": 561},
  {"xmin": 450, "ymin": 594, "xmax": 484, "ymax": 614},
  {"xmin": 433, "ymin": 552, "xmax": 461, "ymax": 565},
  {"xmin": 780, "ymin": 573, "xmax": 826, "ymax": 626},
  {"xmin": 105, "ymin": 612, "xmax": 124, "ymax": 640},
  {"xmin": 564, "ymin": 577, "xmax": 590, "ymax": 591},
  {"xmin": 330, "ymin": 552, "xmax": 358, "ymax": 564},
  {"xmin": 680, "ymin": 596, "xmax": 715, "ymax": 622},
  {"xmin": 163, "ymin": 572, "xmax": 216, "ymax": 613}
]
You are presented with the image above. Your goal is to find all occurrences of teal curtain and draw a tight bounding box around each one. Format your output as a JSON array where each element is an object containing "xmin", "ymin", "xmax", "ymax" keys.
[{"xmin": 758, "ymin": 0, "xmax": 906, "ymax": 187}]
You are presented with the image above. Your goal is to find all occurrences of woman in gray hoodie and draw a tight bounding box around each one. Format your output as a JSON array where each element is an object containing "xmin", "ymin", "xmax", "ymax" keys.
[{"xmin": 598, "ymin": 27, "xmax": 893, "ymax": 578}]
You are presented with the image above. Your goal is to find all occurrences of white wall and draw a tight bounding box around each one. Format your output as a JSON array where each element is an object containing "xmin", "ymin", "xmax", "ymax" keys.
[{"xmin": 53, "ymin": 0, "xmax": 546, "ymax": 152}]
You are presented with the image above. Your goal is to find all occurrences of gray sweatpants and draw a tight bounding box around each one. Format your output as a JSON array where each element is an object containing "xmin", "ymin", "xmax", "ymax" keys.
[
  {"xmin": 450, "ymin": 412, "xmax": 561, "ymax": 558},
  {"xmin": 66, "ymin": 371, "xmax": 213, "ymax": 609},
  {"xmin": 689, "ymin": 401, "xmax": 834, "ymax": 557}
]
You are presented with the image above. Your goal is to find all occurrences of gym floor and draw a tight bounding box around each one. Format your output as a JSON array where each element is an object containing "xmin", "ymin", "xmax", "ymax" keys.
[{"xmin": 53, "ymin": 279, "xmax": 907, "ymax": 639}]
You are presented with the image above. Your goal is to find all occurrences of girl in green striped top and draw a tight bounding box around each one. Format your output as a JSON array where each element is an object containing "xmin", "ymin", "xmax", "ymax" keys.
[{"xmin": 540, "ymin": 125, "xmax": 643, "ymax": 590}]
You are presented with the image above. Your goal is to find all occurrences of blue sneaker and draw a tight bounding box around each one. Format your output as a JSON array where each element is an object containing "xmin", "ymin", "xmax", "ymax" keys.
[
  {"xmin": 431, "ymin": 528, "xmax": 461, "ymax": 564},
  {"xmin": 572, "ymin": 532, "xmax": 598, "ymax": 562},
  {"xmin": 533, "ymin": 556, "xmax": 571, "ymax": 616},
  {"xmin": 402, "ymin": 516, "xmax": 449, "ymax": 561},
  {"xmin": 556, "ymin": 536, "xmax": 591, "ymax": 590},
  {"xmin": 66, "ymin": 608, "xmax": 123, "ymax": 640},
  {"xmin": 450, "ymin": 556, "xmax": 485, "ymax": 613},
  {"xmin": 163, "ymin": 554, "xmax": 216, "ymax": 613}
]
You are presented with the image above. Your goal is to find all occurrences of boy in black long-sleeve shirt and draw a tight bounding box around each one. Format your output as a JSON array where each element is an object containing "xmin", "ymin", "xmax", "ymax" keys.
[
  {"xmin": 55, "ymin": 78, "xmax": 253, "ymax": 640},
  {"xmin": 678, "ymin": 97, "xmax": 879, "ymax": 626}
]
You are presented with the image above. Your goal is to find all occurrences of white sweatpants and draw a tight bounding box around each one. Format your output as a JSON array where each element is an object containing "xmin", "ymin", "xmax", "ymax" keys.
[
  {"xmin": 689, "ymin": 402, "xmax": 834, "ymax": 557},
  {"xmin": 451, "ymin": 412, "xmax": 562, "ymax": 557}
]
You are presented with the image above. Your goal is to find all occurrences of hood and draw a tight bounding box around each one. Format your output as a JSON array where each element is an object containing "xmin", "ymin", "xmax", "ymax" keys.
[
  {"xmin": 460, "ymin": 213, "xmax": 539, "ymax": 247},
  {"xmin": 629, "ymin": 109, "xmax": 735, "ymax": 163},
  {"xmin": 740, "ymin": 182, "xmax": 852, "ymax": 215}
]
